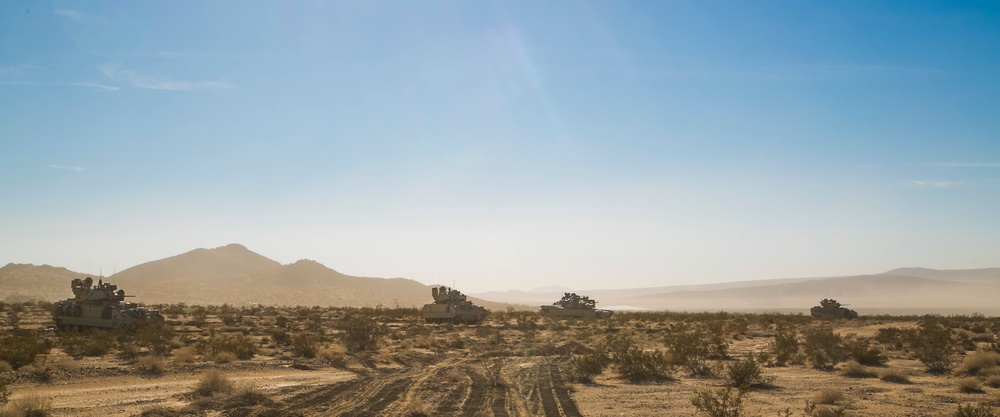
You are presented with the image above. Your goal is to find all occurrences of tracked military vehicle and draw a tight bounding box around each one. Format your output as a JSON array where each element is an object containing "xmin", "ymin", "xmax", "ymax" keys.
[
  {"xmin": 52, "ymin": 277, "xmax": 164, "ymax": 331},
  {"xmin": 539, "ymin": 292, "xmax": 613, "ymax": 319},
  {"xmin": 810, "ymin": 298, "xmax": 858, "ymax": 320},
  {"xmin": 421, "ymin": 286, "xmax": 487, "ymax": 324}
]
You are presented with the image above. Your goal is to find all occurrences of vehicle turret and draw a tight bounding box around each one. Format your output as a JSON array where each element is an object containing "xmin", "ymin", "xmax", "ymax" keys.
[{"xmin": 540, "ymin": 292, "xmax": 613, "ymax": 319}]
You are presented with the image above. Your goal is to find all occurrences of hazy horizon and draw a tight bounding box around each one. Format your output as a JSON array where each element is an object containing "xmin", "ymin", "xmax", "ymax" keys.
[{"xmin": 3, "ymin": 1, "xmax": 999, "ymax": 293}]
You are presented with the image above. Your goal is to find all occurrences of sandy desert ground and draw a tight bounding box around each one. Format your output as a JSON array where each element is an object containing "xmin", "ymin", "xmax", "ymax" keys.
[{"xmin": 1, "ymin": 302, "xmax": 999, "ymax": 417}]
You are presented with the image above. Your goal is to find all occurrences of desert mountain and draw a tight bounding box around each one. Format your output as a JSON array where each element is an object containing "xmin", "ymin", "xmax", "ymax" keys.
[
  {"xmin": 0, "ymin": 244, "xmax": 505, "ymax": 309},
  {"xmin": 0, "ymin": 263, "xmax": 84, "ymax": 303},
  {"xmin": 473, "ymin": 268, "xmax": 1000, "ymax": 315}
]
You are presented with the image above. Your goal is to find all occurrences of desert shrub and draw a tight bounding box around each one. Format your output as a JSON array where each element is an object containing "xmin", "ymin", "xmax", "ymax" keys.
[
  {"xmin": 840, "ymin": 361, "xmax": 876, "ymax": 378},
  {"xmin": 802, "ymin": 326, "xmax": 846, "ymax": 370},
  {"xmin": 571, "ymin": 349, "xmax": 611, "ymax": 383},
  {"xmin": 613, "ymin": 347, "xmax": 672, "ymax": 383},
  {"xmin": 805, "ymin": 402, "xmax": 848, "ymax": 417},
  {"xmin": 208, "ymin": 333, "xmax": 257, "ymax": 360},
  {"xmin": 878, "ymin": 368, "xmax": 910, "ymax": 383},
  {"xmin": 291, "ymin": 333, "xmax": 322, "ymax": 358},
  {"xmin": 133, "ymin": 323, "xmax": 177, "ymax": 356},
  {"xmin": 843, "ymin": 337, "xmax": 887, "ymax": 366},
  {"xmin": 318, "ymin": 347, "xmax": 347, "ymax": 368},
  {"xmin": 0, "ymin": 394, "xmax": 51, "ymax": 417},
  {"xmin": 218, "ymin": 304, "xmax": 242, "ymax": 326},
  {"xmin": 959, "ymin": 351, "xmax": 1000, "ymax": 376},
  {"xmin": 192, "ymin": 369, "xmax": 234, "ymax": 396},
  {"xmin": 227, "ymin": 384, "xmax": 272, "ymax": 407},
  {"xmin": 875, "ymin": 327, "xmax": 910, "ymax": 350},
  {"xmin": 911, "ymin": 322, "xmax": 957, "ymax": 373},
  {"xmin": 58, "ymin": 330, "xmax": 116, "ymax": 358},
  {"xmin": 136, "ymin": 355, "xmax": 167, "ymax": 375},
  {"xmin": 601, "ymin": 332, "xmax": 673, "ymax": 382},
  {"xmin": 0, "ymin": 334, "xmax": 53, "ymax": 369},
  {"xmin": 984, "ymin": 374, "xmax": 1000, "ymax": 388},
  {"xmin": 212, "ymin": 351, "xmax": 237, "ymax": 363},
  {"xmin": 0, "ymin": 375, "xmax": 10, "ymax": 405},
  {"xmin": 957, "ymin": 377, "xmax": 985, "ymax": 394},
  {"xmin": 269, "ymin": 329, "xmax": 292, "ymax": 346},
  {"xmin": 812, "ymin": 388, "xmax": 844, "ymax": 405},
  {"xmin": 691, "ymin": 387, "xmax": 744, "ymax": 417},
  {"xmin": 338, "ymin": 314, "xmax": 386, "ymax": 352},
  {"xmin": 189, "ymin": 306, "xmax": 208, "ymax": 327},
  {"xmin": 172, "ymin": 347, "xmax": 197, "ymax": 365},
  {"xmin": 726, "ymin": 352, "xmax": 773, "ymax": 391},
  {"xmin": 955, "ymin": 403, "xmax": 999, "ymax": 417},
  {"xmin": 771, "ymin": 324, "xmax": 799, "ymax": 366},
  {"xmin": 664, "ymin": 331, "xmax": 722, "ymax": 376}
]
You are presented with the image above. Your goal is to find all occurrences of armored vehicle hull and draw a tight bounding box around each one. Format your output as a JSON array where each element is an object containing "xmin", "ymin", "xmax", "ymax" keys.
[
  {"xmin": 421, "ymin": 286, "xmax": 487, "ymax": 324},
  {"xmin": 810, "ymin": 299, "xmax": 858, "ymax": 320},
  {"xmin": 539, "ymin": 292, "xmax": 613, "ymax": 319},
  {"xmin": 52, "ymin": 277, "xmax": 164, "ymax": 331}
]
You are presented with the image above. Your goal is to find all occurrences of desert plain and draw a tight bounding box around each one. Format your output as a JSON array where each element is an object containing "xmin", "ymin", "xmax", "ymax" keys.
[{"xmin": 1, "ymin": 301, "xmax": 1000, "ymax": 417}]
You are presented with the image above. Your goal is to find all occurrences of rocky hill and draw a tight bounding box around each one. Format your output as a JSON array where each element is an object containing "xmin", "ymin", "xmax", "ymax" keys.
[{"xmin": 0, "ymin": 244, "xmax": 503, "ymax": 309}]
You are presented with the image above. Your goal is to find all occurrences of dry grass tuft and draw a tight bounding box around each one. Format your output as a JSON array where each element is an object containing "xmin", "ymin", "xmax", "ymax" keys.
[
  {"xmin": 959, "ymin": 351, "xmax": 1000, "ymax": 376},
  {"xmin": 136, "ymin": 356, "xmax": 167, "ymax": 375},
  {"xmin": 840, "ymin": 361, "xmax": 876, "ymax": 378},
  {"xmin": 0, "ymin": 394, "xmax": 52, "ymax": 417},
  {"xmin": 212, "ymin": 351, "xmax": 237, "ymax": 364},
  {"xmin": 957, "ymin": 377, "xmax": 985, "ymax": 394},
  {"xmin": 171, "ymin": 347, "xmax": 197, "ymax": 365},
  {"xmin": 812, "ymin": 388, "xmax": 845, "ymax": 405},
  {"xmin": 879, "ymin": 368, "xmax": 911, "ymax": 384},
  {"xmin": 984, "ymin": 374, "xmax": 1000, "ymax": 388},
  {"xmin": 192, "ymin": 369, "xmax": 235, "ymax": 397}
]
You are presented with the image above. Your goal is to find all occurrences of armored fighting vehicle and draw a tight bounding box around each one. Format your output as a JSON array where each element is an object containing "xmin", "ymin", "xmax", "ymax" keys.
[
  {"xmin": 539, "ymin": 292, "xmax": 613, "ymax": 319},
  {"xmin": 810, "ymin": 298, "xmax": 858, "ymax": 320},
  {"xmin": 52, "ymin": 277, "xmax": 164, "ymax": 331},
  {"xmin": 421, "ymin": 286, "xmax": 487, "ymax": 324}
]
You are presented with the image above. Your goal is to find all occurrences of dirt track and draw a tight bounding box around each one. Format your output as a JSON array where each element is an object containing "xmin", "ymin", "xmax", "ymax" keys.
[{"xmin": 8, "ymin": 355, "xmax": 583, "ymax": 417}]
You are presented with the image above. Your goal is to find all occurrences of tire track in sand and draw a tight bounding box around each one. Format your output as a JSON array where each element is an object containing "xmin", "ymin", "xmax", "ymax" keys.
[
  {"xmin": 282, "ymin": 369, "xmax": 414, "ymax": 416},
  {"xmin": 463, "ymin": 366, "xmax": 508, "ymax": 417}
]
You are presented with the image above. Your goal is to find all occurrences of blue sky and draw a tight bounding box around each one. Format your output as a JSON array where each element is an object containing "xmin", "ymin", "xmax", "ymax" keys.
[{"xmin": 2, "ymin": 1, "xmax": 999, "ymax": 293}]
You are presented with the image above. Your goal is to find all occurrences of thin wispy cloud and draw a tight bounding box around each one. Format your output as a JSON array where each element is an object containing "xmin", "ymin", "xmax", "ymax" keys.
[
  {"xmin": 908, "ymin": 180, "xmax": 965, "ymax": 188},
  {"xmin": 931, "ymin": 162, "xmax": 1000, "ymax": 168},
  {"xmin": 45, "ymin": 164, "xmax": 86, "ymax": 172},
  {"xmin": 99, "ymin": 65, "xmax": 233, "ymax": 91},
  {"xmin": 0, "ymin": 81, "xmax": 119, "ymax": 91},
  {"xmin": 54, "ymin": 9, "xmax": 110, "ymax": 24}
]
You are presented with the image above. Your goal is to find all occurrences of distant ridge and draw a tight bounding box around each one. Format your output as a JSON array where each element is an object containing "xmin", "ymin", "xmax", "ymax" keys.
[
  {"xmin": 0, "ymin": 263, "xmax": 83, "ymax": 302},
  {"xmin": 0, "ymin": 244, "xmax": 508, "ymax": 309},
  {"xmin": 3, "ymin": 249, "xmax": 997, "ymax": 314},
  {"xmin": 473, "ymin": 268, "xmax": 1000, "ymax": 315}
]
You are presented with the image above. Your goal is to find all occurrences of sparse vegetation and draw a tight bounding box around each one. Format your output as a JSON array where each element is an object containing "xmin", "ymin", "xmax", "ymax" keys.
[
  {"xmin": 0, "ymin": 394, "xmax": 52, "ymax": 417},
  {"xmin": 726, "ymin": 352, "xmax": 773, "ymax": 390},
  {"xmin": 2, "ymin": 298, "xmax": 999, "ymax": 415},
  {"xmin": 801, "ymin": 326, "xmax": 846, "ymax": 370},
  {"xmin": 338, "ymin": 313, "xmax": 386, "ymax": 352},
  {"xmin": 878, "ymin": 367, "xmax": 911, "ymax": 383},
  {"xmin": 691, "ymin": 387, "xmax": 745, "ymax": 417},
  {"xmin": 192, "ymin": 369, "xmax": 235, "ymax": 397},
  {"xmin": 954, "ymin": 403, "xmax": 998, "ymax": 417},
  {"xmin": 911, "ymin": 320, "xmax": 957, "ymax": 373}
]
